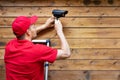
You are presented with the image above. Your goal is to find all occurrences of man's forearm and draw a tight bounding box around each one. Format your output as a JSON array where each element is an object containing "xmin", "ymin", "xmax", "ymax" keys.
[
  {"xmin": 57, "ymin": 31, "xmax": 71, "ymax": 56},
  {"xmin": 36, "ymin": 17, "xmax": 54, "ymax": 33},
  {"xmin": 36, "ymin": 24, "xmax": 47, "ymax": 33}
]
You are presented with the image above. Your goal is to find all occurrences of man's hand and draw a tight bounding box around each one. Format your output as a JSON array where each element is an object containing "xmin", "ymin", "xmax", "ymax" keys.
[
  {"xmin": 45, "ymin": 17, "xmax": 55, "ymax": 28},
  {"xmin": 54, "ymin": 19, "xmax": 63, "ymax": 33},
  {"xmin": 36, "ymin": 17, "xmax": 55, "ymax": 33}
]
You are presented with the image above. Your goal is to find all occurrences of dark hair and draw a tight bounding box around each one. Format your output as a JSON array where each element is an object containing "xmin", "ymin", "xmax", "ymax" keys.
[{"xmin": 13, "ymin": 32, "xmax": 25, "ymax": 40}]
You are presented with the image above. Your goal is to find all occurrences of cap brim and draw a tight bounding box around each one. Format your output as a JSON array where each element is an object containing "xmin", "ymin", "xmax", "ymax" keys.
[{"xmin": 30, "ymin": 16, "xmax": 38, "ymax": 24}]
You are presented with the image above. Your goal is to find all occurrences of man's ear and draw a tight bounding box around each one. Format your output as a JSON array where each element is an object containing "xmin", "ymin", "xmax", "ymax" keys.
[{"xmin": 26, "ymin": 29, "xmax": 31, "ymax": 36}]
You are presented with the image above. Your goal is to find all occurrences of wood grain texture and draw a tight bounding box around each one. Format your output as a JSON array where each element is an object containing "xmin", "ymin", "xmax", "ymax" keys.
[
  {"xmin": 0, "ymin": 70, "xmax": 120, "ymax": 80},
  {"xmin": 49, "ymin": 70, "xmax": 88, "ymax": 80},
  {"xmin": 49, "ymin": 71, "xmax": 120, "ymax": 80},
  {"xmin": 1, "ymin": 27, "xmax": 120, "ymax": 39},
  {"xmin": 0, "ymin": 0, "xmax": 119, "ymax": 7},
  {"xmin": 0, "ymin": 7, "xmax": 119, "ymax": 17},
  {"xmin": 90, "ymin": 71, "xmax": 120, "ymax": 80},
  {"xmin": 0, "ymin": 60, "xmax": 5, "ymax": 70},
  {"xmin": 50, "ymin": 39, "xmax": 120, "ymax": 48},
  {"xmin": 1, "ymin": 48, "xmax": 120, "ymax": 60},
  {"xmin": 49, "ymin": 60, "xmax": 120, "ymax": 70},
  {"xmin": 0, "ymin": 18, "xmax": 120, "ymax": 27},
  {"xmin": 1, "ymin": 38, "xmax": 120, "ymax": 48},
  {"xmin": 0, "ymin": 49, "xmax": 4, "ymax": 59},
  {"xmin": 0, "ymin": 59, "xmax": 120, "ymax": 70},
  {"xmin": 0, "ymin": 0, "xmax": 120, "ymax": 80},
  {"xmin": 69, "ymin": 48, "xmax": 120, "ymax": 59}
]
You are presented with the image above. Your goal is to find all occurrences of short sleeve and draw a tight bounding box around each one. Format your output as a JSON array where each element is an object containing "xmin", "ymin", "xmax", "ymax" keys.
[{"xmin": 35, "ymin": 44, "xmax": 57, "ymax": 63}]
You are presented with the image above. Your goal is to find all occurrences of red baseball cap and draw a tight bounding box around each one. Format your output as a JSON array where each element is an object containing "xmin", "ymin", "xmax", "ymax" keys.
[{"xmin": 12, "ymin": 16, "xmax": 38, "ymax": 37}]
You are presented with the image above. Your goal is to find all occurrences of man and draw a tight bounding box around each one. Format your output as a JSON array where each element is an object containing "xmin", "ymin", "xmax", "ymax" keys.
[{"xmin": 4, "ymin": 16, "xmax": 71, "ymax": 80}]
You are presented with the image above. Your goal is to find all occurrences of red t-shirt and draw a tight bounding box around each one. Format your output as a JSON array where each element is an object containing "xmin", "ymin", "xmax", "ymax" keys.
[{"xmin": 4, "ymin": 38, "xmax": 57, "ymax": 80}]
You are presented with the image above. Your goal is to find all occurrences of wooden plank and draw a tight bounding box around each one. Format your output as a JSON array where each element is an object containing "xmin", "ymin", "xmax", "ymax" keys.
[
  {"xmin": 0, "ymin": 18, "xmax": 120, "ymax": 27},
  {"xmin": 0, "ymin": 0, "xmax": 119, "ymax": 7},
  {"xmin": 0, "ymin": 7, "xmax": 120, "ymax": 17},
  {"xmin": 0, "ymin": 65, "xmax": 5, "ymax": 80},
  {"xmin": 0, "ymin": 59, "xmax": 5, "ymax": 80},
  {"xmin": 49, "ymin": 60, "xmax": 120, "ymax": 70},
  {"xmin": 0, "ymin": 49, "xmax": 4, "ymax": 59},
  {"xmin": 0, "ymin": 27, "xmax": 15, "ymax": 39},
  {"xmin": 1, "ymin": 38, "xmax": 120, "ymax": 48},
  {"xmin": 1, "ymin": 48, "xmax": 120, "ymax": 60},
  {"xmin": 49, "ymin": 71, "xmax": 120, "ymax": 80},
  {"xmin": 49, "ymin": 70, "xmax": 88, "ymax": 80},
  {"xmin": 1, "ymin": 59, "xmax": 120, "ymax": 70},
  {"xmin": 50, "ymin": 39, "xmax": 120, "ymax": 48},
  {"xmin": 0, "ymin": 39, "xmax": 10, "ymax": 49},
  {"xmin": 1, "ymin": 27, "xmax": 120, "ymax": 39},
  {"xmin": 0, "ymin": 70, "xmax": 120, "ymax": 80},
  {"xmin": 0, "ymin": 60, "xmax": 5, "ymax": 70},
  {"xmin": 90, "ymin": 71, "xmax": 120, "ymax": 80},
  {"xmin": 70, "ymin": 48, "xmax": 120, "ymax": 60}
]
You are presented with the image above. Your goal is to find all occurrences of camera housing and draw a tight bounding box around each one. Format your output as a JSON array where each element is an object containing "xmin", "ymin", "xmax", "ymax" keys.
[{"xmin": 52, "ymin": 9, "xmax": 68, "ymax": 19}]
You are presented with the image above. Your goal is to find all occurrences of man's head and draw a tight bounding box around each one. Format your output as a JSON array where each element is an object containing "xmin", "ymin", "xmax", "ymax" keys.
[{"xmin": 12, "ymin": 16, "xmax": 38, "ymax": 40}]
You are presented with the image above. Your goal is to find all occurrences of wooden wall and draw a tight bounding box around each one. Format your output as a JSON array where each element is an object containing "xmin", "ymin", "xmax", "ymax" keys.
[{"xmin": 0, "ymin": 0, "xmax": 120, "ymax": 80}]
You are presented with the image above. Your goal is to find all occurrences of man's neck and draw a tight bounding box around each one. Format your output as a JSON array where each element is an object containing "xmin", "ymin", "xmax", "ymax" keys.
[
  {"xmin": 17, "ymin": 36, "xmax": 32, "ymax": 41},
  {"xmin": 24, "ymin": 37, "xmax": 32, "ymax": 41}
]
